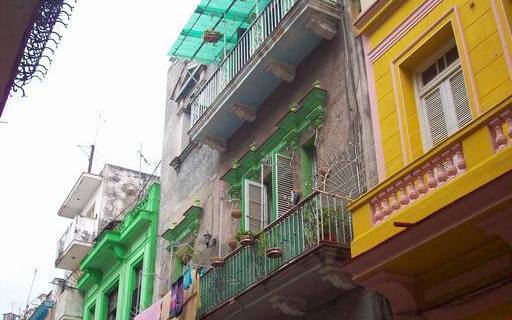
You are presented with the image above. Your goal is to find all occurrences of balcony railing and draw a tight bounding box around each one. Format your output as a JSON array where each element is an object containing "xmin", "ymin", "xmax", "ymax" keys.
[
  {"xmin": 190, "ymin": 0, "xmax": 336, "ymax": 127},
  {"xmin": 348, "ymin": 99, "xmax": 512, "ymax": 256},
  {"xmin": 56, "ymin": 215, "xmax": 96, "ymax": 260},
  {"xmin": 198, "ymin": 190, "xmax": 352, "ymax": 317}
]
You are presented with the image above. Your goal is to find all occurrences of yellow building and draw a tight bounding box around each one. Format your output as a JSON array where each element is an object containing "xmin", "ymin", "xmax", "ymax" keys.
[{"xmin": 346, "ymin": 0, "xmax": 512, "ymax": 319}]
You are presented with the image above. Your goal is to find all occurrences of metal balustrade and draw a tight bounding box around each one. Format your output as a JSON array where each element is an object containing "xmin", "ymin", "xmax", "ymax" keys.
[
  {"xmin": 198, "ymin": 190, "xmax": 352, "ymax": 317},
  {"xmin": 190, "ymin": 0, "xmax": 336, "ymax": 127}
]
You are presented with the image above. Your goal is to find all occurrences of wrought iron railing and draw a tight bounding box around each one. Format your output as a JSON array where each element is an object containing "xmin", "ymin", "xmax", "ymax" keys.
[
  {"xmin": 190, "ymin": 0, "xmax": 339, "ymax": 127},
  {"xmin": 198, "ymin": 190, "xmax": 352, "ymax": 317},
  {"xmin": 56, "ymin": 215, "xmax": 96, "ymax": 259}
]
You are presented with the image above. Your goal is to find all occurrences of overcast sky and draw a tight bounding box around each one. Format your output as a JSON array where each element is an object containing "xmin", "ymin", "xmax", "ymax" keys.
[{"xmin": 0, "ymin": 0, "xmax": 196, "ymax": 314}]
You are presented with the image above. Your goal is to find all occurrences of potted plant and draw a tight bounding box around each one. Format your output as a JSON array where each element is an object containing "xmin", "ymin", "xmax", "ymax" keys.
[
  {"xmin": 320, "ymin": 207, "xmax": 339, "ymax": 243},
  {"xmin": 236, "ymin": 230, "xmax": 256, "ymax": 247},
  {"xmin": 228, "ymin": 238, "xmax": 238, "ymax": 251},
  {"xmin": 266, "ymin": 247, "xmax": 283, "ymax": 259},
  {"xmin": 211, "ymin": 256, "xmax": 225, "ymax": 268},
  {"xmin": 175, "ymin": 245, "xmax": 194, "ymax": 264},
  {"xmin": 258, "ymin": 233, "xmax": 283, "ymax": 259},
  {"xmin": 231, "ymin": 208, "xmax": 242, "ymax": 219},
  {"xmin": 203, "ymin": 30, "xmax": 223, "ymax": 43}
]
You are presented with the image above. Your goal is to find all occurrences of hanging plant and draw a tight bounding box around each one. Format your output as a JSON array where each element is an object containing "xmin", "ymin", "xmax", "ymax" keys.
[
  {"xmin": 175, "ymin": 245, "xmax": 194, "ymax": 264},
  {"xmin": 228, "ymin": 238, "xmax": 238, "ymax": 251},
  {"xmin": 236, "ymin": 230, "xmax": 256, "ymax": 247},
  {"xmin": 211, "ymin": 256, "xmax": 225, "ymax": 268},
  {"xmin": 266, "ymin": 247, "xmax": 283, "ymax": 259},
  {"xmin": 231, "ymin": 208, "xmax": 242, "ymax": 219},
  {"xmin": 203, "ymin": 30, "xmax": 223, "ymax": 43}
]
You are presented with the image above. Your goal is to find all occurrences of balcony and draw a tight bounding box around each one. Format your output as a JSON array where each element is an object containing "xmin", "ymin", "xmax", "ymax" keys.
[
  {"xmin": 55, "ymin": 215, "xmax": 96, "ymax": 270},
  {"xmin": 199, "ymin": 191, "xmax": 353, "ymax": 320},
  {"xmin": 349, "ymin": 101, "xmax": 512, "ymax": 258},
  {"xmin": 53, "ymin": 288, "xmax": 83, "ymax": 320},
  {"xmin": 187, "ymin": 0, "xmax": 340, "ymax": 145}
]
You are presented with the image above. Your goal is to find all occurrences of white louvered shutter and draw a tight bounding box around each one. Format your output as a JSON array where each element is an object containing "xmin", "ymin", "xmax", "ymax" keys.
[
  {"xmin": 449, "ymin": 69, "xmax": 472, "ymax": 129},
  {"xmin": 275, "ymin": 154, "xmax": 294, "ymax": 218},
  {"xmin": 244, "ymin": 180, "xmax": 266, "ymax": 232},
  {"xmin": 423, "ymin": 87, "xmax": 449, "ymax": 147}
]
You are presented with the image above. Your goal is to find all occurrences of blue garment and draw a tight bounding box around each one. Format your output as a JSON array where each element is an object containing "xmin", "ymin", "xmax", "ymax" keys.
[{"xmin": 183, "ymin": 265, "xmax": 192, "ymax": 290}]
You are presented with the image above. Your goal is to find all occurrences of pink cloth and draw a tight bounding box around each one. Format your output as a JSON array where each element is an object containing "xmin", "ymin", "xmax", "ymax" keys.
[{"xmin": 134, "ymin": 299, "xmax": 162, "ymax": 320}]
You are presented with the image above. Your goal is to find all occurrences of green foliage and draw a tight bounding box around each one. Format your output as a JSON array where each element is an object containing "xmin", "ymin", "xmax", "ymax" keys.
[{"xmin": 235, "ymin": 230, "xmax": 255, "ymax": 242}]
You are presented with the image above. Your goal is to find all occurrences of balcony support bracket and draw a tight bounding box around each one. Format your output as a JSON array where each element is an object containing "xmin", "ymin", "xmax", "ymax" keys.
[
  {"xmin": 317, "ymin": 265, "xmax": 355, "ymax": 290},
  {"xmin": 203, "ymin": 136, "xmax": 227, "ymax": 153},
  {"xmin": 269, "ymin": 296, "xmax": 307, "ymax": 317},
  {"xmin": 304, "ymin": 12, "xmax": 338, "ymax": 40},
  {"xmin": 232, "ymin": 103, "xmax": 256, "ymax": 122},
  {"xmin": 264, "ymin": 58, "xmax": 296, "ymax": 82}
]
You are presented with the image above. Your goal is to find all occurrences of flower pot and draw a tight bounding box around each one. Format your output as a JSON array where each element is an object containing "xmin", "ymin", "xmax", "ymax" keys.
[
  {"xmin": 211, "ymin": 256, "xmax": 225, "ymax": 268},
  {"xmin": 239, "ymin": 234, "xmax": 255, "ymax": 247},
  {"xmin": 203, "ymin": 31, "xmax": 222, "ymax": 43},
  {"xmin": 181, "ymin": 253, "xmax": 192, "ymax": 264},
  {"xmin": 266, "ymin": 247, "xmax": 283, "ymax": 259},
  {"xmin": 231, "ymin": 208, "xmax": 242, "ymax": 219},
  {"xmin": 228, "ymin": 239, "xmax": 238, "ymax": 251},
  {"xmin": 321, "ymin": 233, "xmax": 337, "ymax": 244}
]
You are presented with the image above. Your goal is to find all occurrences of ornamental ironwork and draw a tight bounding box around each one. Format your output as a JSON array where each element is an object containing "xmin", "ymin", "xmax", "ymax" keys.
[{"xmin": 11, "ymin": 0, "xmax": 76, "ymax": 97}]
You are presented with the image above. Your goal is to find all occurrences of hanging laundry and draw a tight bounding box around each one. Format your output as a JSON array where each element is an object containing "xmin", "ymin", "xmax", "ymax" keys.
[
  {"xmin": 170, "ymin": 276, "xmax": 184, "ymax": 318},
  {"xmin": 160, "ymin": 291, "xmax": 172, "ymax": 320},
  {"xmin": 183, "ymin": 265, "xmax": 192, "ymax": 290},
  {"xmin": 134, "ymin": 299, "xmax": 161, "ymax": 320}
]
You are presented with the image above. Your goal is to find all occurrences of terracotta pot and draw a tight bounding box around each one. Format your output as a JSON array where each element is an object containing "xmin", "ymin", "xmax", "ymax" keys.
[
  {"xmin": 266, "ymin": 247, "xmax": 283, "ymax": 259},
  {"xmin": 203, "ymin": 31, "xmax": 221, "ymax": 43},
  {"xmin": 228, "ymin": 239, "xmax": 238, "ymax": 250},
  {"xmin": 231, "ymin": 208, "xmax": 242, "ymax": 219},
  {"xmin": 211, "ymin": 256, "xmax": 225, "ymax": 268},
  {"xmin": 181, "ymin": 254, "xmax": 192, "ymax": 264},
  {"xmin": 321, "ymin": 233, "xmax": 337, "ymax": 244},
  {"xmin": 239, "ymin": 234, "xmax": 255, "ymax": 247}
]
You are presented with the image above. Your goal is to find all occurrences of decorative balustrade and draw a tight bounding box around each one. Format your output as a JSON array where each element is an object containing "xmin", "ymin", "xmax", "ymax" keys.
[
  {"xmin": 489, "ymin": 107, "xmax": 512, "ymax": 152},
  {"xmin": 56, "ymin": 215, "xmax": 96, "ymax": 259},
  {"xmin": 199, "ymin": 190, "xmax": 351, "ymax": 317},
  {"xmin": 370, "ymin": 143, "xmax": 467, "ymax": 224}
]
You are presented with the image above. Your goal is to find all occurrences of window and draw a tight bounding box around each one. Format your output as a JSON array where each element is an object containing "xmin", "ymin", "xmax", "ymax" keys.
[
  {"xmin": 175, "ymin": 63, "xmax": 201, "ymax": 102},
  {"xmin": 243, "ymin": 146, "xmax": 312, "ymax": 231},
  {"xmin": 107, "ymin": 288, "xmax": 118, "ymax": 320},
  {"xmin": 129, "ymin": 264, "xmax": 143, "ymax": 320},
  {"xmin": 415, "ymin": 46, "xmax": 472, "ymax": 149},
  {"xmin": 244, "ymin": 179, "xmax": 268, "ymax": 232},
  {"xmin": 87, "ymin": 305, "xmax": 95, "ymax": 320}
]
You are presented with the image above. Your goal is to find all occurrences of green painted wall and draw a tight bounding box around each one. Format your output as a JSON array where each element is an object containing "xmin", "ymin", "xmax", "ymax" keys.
[{"xmin": 78, "ymin": 184, "xmax": 160, "ymax": 320}]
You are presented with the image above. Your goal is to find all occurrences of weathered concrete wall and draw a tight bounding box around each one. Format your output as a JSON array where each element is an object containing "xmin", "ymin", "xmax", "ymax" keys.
[
  {"xmin": 97, "ymin": 164, "xmax": 155, "ymax": 230},
  {"xmin": 53, "ymin": 288, "xmax": 83, "ymax": 320}
]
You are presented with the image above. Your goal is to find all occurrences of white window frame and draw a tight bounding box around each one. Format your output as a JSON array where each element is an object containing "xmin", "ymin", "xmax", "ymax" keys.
[
  {"xmin": 413, "ymin": 43, "xmax": 469, "ymax": 151},
  {"xmin": 244, "ymin": 179, "xmax": 267, "ymax": 232}
]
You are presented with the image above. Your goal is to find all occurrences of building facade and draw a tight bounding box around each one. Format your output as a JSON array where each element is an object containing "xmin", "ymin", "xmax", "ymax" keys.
[
  {"xmin": 149, "ymin": 0, "xmax": 392, "ymax": 319},
  {"xmin": 347, "ymin": 0, "xmax": 512, "ymax": 319},
  {"xmin": 53, "ymin": 165, "xmax": 157, "ymax": 320},
  {"xmin": 77, "ymin": 183, "xmax": 160, "ymax": 320}
]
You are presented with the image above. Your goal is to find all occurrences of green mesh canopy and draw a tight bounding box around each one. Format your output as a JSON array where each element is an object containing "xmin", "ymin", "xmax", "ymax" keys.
[{"xmin": 168, "ymin": 0, "xmax": 270, "ymax": 64}]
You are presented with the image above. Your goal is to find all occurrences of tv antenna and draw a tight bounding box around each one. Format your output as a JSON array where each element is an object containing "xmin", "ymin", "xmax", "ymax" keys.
[
  {"xmin": 25, "ymin": 268, "xmax": 38, "ymax": 313},
  {"xmin": 137, "ymin": 142, "xmax": 150, "ymax": 173},
  {"xmin": 76, "ymin": 112, "xmax": 106, "ymax": 173}
]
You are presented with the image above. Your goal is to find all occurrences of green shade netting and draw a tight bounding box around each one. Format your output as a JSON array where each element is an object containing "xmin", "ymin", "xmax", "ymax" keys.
[{"xmin": 168, "ymin": 0, "xmax": 271, "ymax": 64}]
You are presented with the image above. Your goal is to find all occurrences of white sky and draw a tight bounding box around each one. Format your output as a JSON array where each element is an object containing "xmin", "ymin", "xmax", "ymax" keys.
[{"xmin": 0, "ymin": 0, "xmax": 196, "ymax": 314}]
